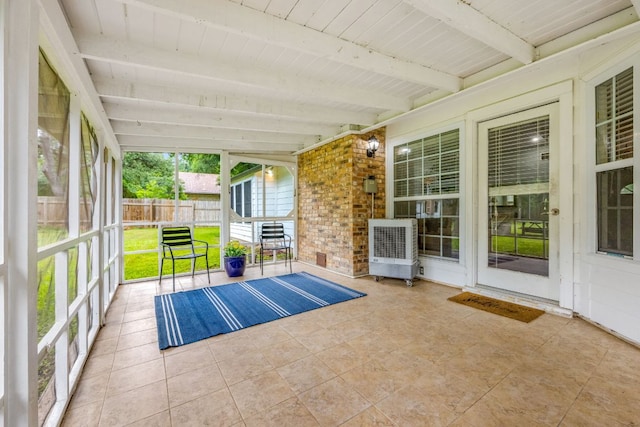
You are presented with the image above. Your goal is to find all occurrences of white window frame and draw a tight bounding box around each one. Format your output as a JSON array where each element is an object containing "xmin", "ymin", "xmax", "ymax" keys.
[
  {"xmin": 586, "ymin": 59, "xmax": 640, "ymax": 261},
  {"xmin": 390, "ymin": 123, "xmax": 463, "ymax": 262}
]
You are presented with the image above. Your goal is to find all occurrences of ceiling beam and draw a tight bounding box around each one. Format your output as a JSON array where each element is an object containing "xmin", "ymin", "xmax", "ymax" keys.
[
  {"xmin": 104, "ymin": 103, "xmax": 339, "ymax": 136},
  {"xmin": 631, "ymin": 0, "xmax": 640, "ymax": 15},
  {"xmin": 404, "ymin": 0, "xmax": 535, "ymax": 64},
  {"xmin": 116, "ymin": 0, "xmax": 462, "ymax": 92},
  {"xmin": 111, "ymin": 121, "xmax": 320, "ymax": 145},
  {"xmin": 94, "ymin": 79, "xmax": 377, "ymax": 126},
  {"xmin": 76, "ymin": 34, "xmax": 412, "ymax": 112},
  {"xmin": 116, "ymin": 135, "xmax": 304, "ymax": 153}
]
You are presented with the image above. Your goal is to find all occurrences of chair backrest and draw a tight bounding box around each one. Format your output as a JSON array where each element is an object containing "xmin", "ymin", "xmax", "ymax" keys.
[
  {"xmin": 260, "ymin": 223, "xmax": 285, "ymax": 240},
  {"xmin": 162, "ymin": 226, "xmax": 194, "ymax": 247}
]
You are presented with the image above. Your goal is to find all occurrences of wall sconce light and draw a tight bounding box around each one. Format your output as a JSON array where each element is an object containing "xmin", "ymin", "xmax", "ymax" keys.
[{"xmin": 366, "ymin": 136, "xmax": 380, "ymax": 158}]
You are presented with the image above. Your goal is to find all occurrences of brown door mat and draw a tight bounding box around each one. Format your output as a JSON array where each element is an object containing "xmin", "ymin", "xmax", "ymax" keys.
[{"xmin": 448, "ymin": 291, "xmax": 545, "ymax": 323}]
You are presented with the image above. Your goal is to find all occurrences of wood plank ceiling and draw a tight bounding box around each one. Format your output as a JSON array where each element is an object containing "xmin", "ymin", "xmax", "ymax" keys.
[{"xmin": 52, "ymin": 0, "xmax": 639, "ymax": 155}]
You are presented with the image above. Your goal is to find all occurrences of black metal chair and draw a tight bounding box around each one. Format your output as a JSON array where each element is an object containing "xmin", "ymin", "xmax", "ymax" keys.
[
  {"xmin": 259, "ymin": 223, "xmax": 292, "ymax": 275},
  {"xmin": 159, "ymin": 226, "xmax": 210, "ymax": 291}
]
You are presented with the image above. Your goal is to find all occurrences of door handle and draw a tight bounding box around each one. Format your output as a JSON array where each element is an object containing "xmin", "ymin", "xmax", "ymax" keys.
[{"xmin": 542, "ymin": 208, "xmax": 560, "ymax": 216}]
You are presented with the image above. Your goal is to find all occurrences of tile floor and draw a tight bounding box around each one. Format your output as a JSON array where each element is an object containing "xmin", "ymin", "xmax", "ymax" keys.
[{"xmin": 62, "ymin": 263, "xmax": 640, "ymax": 426}]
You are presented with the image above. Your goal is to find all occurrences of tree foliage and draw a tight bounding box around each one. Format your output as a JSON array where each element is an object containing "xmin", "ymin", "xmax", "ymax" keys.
[{"xmin": 122, "ymin": 152, "xmax": 184, "ymax": 199}]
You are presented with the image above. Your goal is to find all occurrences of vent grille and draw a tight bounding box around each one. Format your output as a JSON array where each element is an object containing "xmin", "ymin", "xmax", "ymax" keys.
[{"xmin": 373, "ymin": 226, "xmax": 406, "ymax": 259}]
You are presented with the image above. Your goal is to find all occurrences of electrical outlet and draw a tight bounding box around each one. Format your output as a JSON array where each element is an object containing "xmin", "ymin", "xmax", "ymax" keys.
[{"xmin": 419, "ymin": 266, "xmax": 424, "ymax": 275}]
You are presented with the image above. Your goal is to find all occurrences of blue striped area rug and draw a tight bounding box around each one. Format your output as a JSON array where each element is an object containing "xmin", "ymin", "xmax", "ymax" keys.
[{"xmin": 154, "ymin": 272, "xmax": 366, "ymax": 349}]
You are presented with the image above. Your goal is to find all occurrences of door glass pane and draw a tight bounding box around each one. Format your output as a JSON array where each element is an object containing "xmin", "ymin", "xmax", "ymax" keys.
[{"xmin": 487, "ymin": 116, "xmax": 550, "ymax": 276}]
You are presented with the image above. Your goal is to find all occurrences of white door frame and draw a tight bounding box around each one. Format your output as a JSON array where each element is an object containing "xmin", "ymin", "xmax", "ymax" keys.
[
  {"xmin": 465, "ymin": 81, "xmax": 574, "ymax": 310},
  {"xmin": 477, "ymin": 103, "xmax": 559, "ymax": 300}
]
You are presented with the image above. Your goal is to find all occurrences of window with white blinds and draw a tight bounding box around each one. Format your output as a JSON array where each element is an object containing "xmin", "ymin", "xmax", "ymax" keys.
[
  {"xmin": 393, "ymin": 128, "xmax": 460, "ymax": 260},
  {"xmin": 488, "ymin": 116, "xmax": 550, "ymax": 190},
  {"xmin": 594, "ymin": 67, "xmax": 634, "ymax": 256},
  {"xmin": 596, "ymin": 67, "xmax": 633, "ymax": 164}
]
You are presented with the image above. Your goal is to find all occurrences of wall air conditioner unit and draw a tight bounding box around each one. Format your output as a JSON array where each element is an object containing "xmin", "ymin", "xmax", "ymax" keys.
[{"xmin": 369, "ymin": 218, "xmax": 419, "ymax": 287}]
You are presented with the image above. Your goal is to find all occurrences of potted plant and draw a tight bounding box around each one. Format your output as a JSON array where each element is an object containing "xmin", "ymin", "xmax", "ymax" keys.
[{"xmin": 223, "ymin": 240, "xmax": 248, "ymax": 277}]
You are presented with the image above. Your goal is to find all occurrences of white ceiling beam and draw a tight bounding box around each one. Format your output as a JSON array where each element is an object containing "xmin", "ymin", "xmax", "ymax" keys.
[
  {"xmin": 104, "ymin": 103, "xmax": 339, "ymax": 136},
  {"xmin": 111, "ymin": 121, "xmax": 320, "ymax": 145},
  {"xmin": 116, "ymin": 135, "xmax": 304, "ymax": 153},
  {"xmin": 115, "ymin": 0, "xmax": 462, "ymax": 92},
  {"xmin": 404, "ymin": 0, "xmax": 535, "ymax": 65},
  {"xmin": 76, "ymin": 34, "xmax": 411, "ymax": 112},
  {"xmin": 94, "ymin": 79, "xmax": 377, "ymax": 125},
  {"xmin": 631, "ymin": 0, "xmax": 640, "ymax": 16}
]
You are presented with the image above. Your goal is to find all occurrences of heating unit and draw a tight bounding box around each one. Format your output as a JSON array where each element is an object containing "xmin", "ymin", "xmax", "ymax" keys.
[{"xmin": 368, "ymin": 218, "xmax": 419, "ymax": 286}]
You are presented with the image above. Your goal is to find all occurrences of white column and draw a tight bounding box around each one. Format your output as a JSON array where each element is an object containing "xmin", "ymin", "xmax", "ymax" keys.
[
  {"xmin": 4, "ymin": 0, "xmax": 39, "ymax": 425},
  {"xmin": 220, "ymin": 151, "xmax": 230, "ymax": 267}
]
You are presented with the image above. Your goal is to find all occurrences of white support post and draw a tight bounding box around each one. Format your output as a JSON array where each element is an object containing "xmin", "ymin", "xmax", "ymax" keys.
[
  {"xmin": 4, "ymin": 0, "xmax": 39, "ymax": 425},
  {"xmin": 220, "ymin": 151, "xmax": 230, "ymax": 267}
]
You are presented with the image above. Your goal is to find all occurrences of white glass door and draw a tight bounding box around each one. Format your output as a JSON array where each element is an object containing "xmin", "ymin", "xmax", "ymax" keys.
[{"xmin": 478, "ymin": 103, "xmax": 560, "ymax": 301}]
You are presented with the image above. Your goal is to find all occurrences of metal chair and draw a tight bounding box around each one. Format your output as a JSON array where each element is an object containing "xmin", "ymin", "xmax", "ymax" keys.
[
  {"xmin": 259, "ymin": 222, "xmax": 292, "ymax": 275},
  {"xmin": 159, "ymin": 226, "xmax": 210, "ymax": 291}
]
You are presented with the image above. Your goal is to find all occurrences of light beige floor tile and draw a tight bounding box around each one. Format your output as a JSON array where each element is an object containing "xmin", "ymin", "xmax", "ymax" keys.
[
  {"xmin": 60, "ymin": 265, "xmax": 640, "ymax": 427},
  {"xmin": 106, "ymin": 358, "xmax": 166, "ymax": 397},
  {"xmin": 277, "ymin": 355, "xmax": 336, "ymax": 394},
  {"xmin": 81, "ymin": 352, "xmax": 114, "ymax": 379},
  {"xmin": 243, "ymin": 397, "xmax": 320, "ymax": 427},
  {"xmin": 218, "ymin": 351, "xmax": 275, "ymax": 385},
  {"xmin": 298, "ymin": 377, "xmax": 371, "ymax": 426},
  {"xmin": 261, "ymin": 338, "xmax": 311, "ymax": 368},
  {"xmin": 229, "ymin": 370, "xmax": 296, "ymax": 419},
  {"xmin": 126, "ymin": 410, "xmax": 172, "ymax": 427},
  {"xmin": 116, "ymin": 328, "xmax": 158, "ymax": 351},
  {"xmin": 340, "ymin": 406, "xmax": 395, "ymax": 426},
  {"xmin": 122, "ymin": 307, "xmax": 156, "ymax": 323},
  {"xmin": 340, "ymin": 358, "xmax": 407, "ymax": 404},
  {"xmin": 376, "ymin": 384, "xmax": 458, "ymax": 427},
  {"xmin": 167, "ymin": 364, "xmax": 227, "ymax": 407},
  {"xmin": 99, "ymin": 380, "xmax": 168, "ymax": 426},
  {"xmin": 112, "ymin": 341, "xmax": 162, "ymax": 371},
  {"xmin": 209, "ymin": 333, "xmax": 260, "ymax": 362},
  {"xmin": 90, "ymin": 337, "xmax": 118, "ymax": 356},
  {"xmin": 61, "ymin": 400, "xmax": 102, "ymax": 427},
  {"xmin": 315, "ymin": 342, "xmax": 370, "ymax": 375},
  {"xmin": 170, "ymin": 388, "xmax": 242, "ymax": 426},
  {"xmin": 67, "ymin": 372, "xmax": 109, "ymax": 410},
  {"xmin": 164, "ymin": 343, "xmax": 215, "ymax": 378}
]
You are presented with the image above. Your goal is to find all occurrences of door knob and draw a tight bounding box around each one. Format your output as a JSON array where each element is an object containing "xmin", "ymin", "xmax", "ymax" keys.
[{"xmin": 550, "ymin": 208, "xmax": 559, "ymax": 216}]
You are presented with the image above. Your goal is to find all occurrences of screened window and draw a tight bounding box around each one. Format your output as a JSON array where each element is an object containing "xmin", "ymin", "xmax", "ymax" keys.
[
  {"xmin": 595, "ymin": 67, "xmax": 634, "ymax": 256},
  {"xmin": 231, "ymin": 180, "xmax": 252, "ymax": 218},
  {"xmin": 394, "ymin": 129, "xmax": 460, "ymax": 260}
]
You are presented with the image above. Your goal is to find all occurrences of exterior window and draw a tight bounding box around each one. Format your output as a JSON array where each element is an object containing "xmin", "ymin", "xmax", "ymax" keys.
[
  {"xmin": 394, "ymin": 129, "xmax": 460, "ymax": 259},
  {"xmin": 595, "ymin": 67, "xmax": 634, "ymax": 256},
  {"xmin": 231, "ymin": 180, "xmax": 252, "ymax": 217}
]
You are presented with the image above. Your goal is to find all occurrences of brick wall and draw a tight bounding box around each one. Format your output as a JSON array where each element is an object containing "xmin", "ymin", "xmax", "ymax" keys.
[{"xmin": 298, "ymin": 130, "xmax": 385, "ymax": 276}]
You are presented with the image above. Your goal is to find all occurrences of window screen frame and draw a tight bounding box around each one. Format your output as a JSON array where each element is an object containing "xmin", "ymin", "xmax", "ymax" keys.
[
  {"xmin": 391, "ymin": 124, "xmax": 463, "ymax": 261},
  {"xmin": 589, "ymin": 62, "xmax": 639, "ymax": 260}
]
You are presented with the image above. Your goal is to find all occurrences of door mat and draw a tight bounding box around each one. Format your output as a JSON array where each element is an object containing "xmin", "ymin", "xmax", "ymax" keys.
[{"xmin": 448, "ymin": 292, "xmax": 545, "ymax": 323}]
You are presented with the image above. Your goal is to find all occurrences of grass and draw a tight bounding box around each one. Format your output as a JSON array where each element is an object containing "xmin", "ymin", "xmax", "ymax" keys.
[{"xmin": 124, "ymin": 226, "xmax": 221, "ymax": 280}]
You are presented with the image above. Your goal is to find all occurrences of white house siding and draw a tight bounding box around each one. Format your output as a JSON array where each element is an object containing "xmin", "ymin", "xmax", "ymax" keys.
[
  {"xmin": 386, "ymin": 34, "xmax": 640, "ymax": 344},
  {"xmin": 230, "ymin": 166, "xmax": 295, "ymax": 244}
]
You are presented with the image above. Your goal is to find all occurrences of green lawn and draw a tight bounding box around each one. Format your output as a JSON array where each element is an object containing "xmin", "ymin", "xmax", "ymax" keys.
[{"xmin": 124, "ymin": 226, "xmax": 221, "ymax": 280}]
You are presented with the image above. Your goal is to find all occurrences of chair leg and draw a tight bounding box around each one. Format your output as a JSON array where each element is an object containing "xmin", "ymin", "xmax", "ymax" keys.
[
  {"xmin": 205, "ymin": 254, "xmax": 210, "ymax": 283},
  {"xmin": 288, "ymin": 248, "xmax": 292, "ymax": 273},
  {"xmin": 172, "ymin": 259, "xmax": 176, "ymax": 292},
  {"xmin": 159, "ymin": 258, "xmax": 164, "ymax": 284},
  {"xmin": 191, "ymin": 258, "xmax": 196, "ymax": 278},
  {"xmin": 260, "ymin": 247, "xmax": 263, "ymax": 275}
]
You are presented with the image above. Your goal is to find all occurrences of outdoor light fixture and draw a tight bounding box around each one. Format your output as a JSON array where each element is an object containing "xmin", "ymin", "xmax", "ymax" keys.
[{"xmin": 366, "ymin": 135, "xmax": 380, "ymax": 158}]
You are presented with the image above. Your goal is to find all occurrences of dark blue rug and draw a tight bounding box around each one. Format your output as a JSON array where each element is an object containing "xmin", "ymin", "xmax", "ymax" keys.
[{"xmin": 154, "ymin": 272, "xmax": 366, "ymax": 349}]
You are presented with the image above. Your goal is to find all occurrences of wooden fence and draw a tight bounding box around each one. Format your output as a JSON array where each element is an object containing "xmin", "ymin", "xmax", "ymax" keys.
[
  {"xmin": 37, "ymin": 197, "xmax": 221, "ymax": 227},
  {"xmin": 123, "ymin": 199, "xmax": 221, "ymax": 224}
]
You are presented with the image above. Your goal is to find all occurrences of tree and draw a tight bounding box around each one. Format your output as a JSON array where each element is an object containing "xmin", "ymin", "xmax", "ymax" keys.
[
  {"xmin": 181, "ymin": 153, "xmax": 220, "ymax": 173},
  {"xmin": 122, "ymin": 152, "xmax": 184, "ymax": 199}
]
